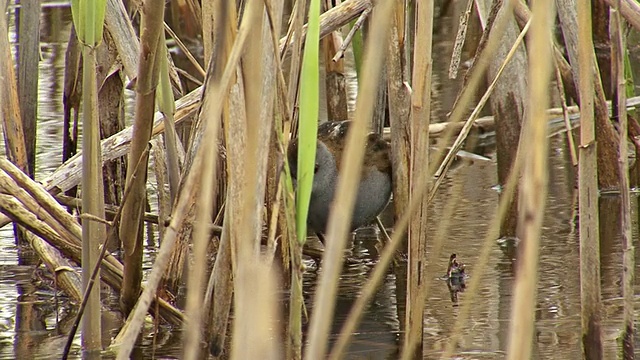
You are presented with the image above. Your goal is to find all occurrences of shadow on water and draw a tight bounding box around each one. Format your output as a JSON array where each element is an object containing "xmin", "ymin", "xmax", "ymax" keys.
[{"xmin": 1, "ymin": 4, "xmax": 640, "ymax": 360}]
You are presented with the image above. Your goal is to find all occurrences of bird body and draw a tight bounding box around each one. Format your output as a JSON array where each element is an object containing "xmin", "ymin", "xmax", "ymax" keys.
[{"xmin": 288, "ymin": 121, "xmax": 392, "ymax": 242}]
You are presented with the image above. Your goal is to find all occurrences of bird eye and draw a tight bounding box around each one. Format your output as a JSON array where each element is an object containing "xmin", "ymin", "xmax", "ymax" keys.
[{"xmin": 314, "ymin": 164, "xmax": 319, "ymax": 174}]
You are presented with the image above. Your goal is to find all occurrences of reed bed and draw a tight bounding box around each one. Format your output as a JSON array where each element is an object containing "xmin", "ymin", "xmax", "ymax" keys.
[{"xmin": 0, "ymin": 1, "xmax": 638, "ymax": 359}]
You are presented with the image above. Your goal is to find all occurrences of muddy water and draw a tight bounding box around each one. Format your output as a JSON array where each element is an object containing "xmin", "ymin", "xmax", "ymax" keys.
[{"xmin": 1, "ymin": 4, "xmax": 640, "ymax": 360}]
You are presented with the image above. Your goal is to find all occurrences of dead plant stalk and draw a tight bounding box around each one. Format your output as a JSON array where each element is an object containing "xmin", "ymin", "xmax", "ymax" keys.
[
  {"xmin": 118, "ymin": 0, "xmax": 165, "ymax": 317},
  {"xmin": 402, "ymin": 0, "xmax": 434, "ymax": 357},
  {"xmin": 610, "ymin": 4, "xmax": 635, "ymax": 358},
  {"xmin": 576, "ymin": 0, "xmax": 605, "ymax": 357},
  {"xmin": 112, "ymin": 0, "xmax": 265, "ymax": 355},
  {"xmin": 505, "ymin": 0, "xmax": 555, "ymax": 358}
]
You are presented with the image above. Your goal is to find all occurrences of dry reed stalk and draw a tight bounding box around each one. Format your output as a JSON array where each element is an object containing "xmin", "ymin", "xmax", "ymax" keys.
[
  {"xmin": 279, "ymin": 0, "xmax": 372, "ymax": 54},
  {"xmin": 0, "ymin": 159, "xmax": 82, "ymax": 242},
  {"xmin": 401, "ymin": 0, "xmax": 434, "ymax": 357},
  {"xmin": 181, "ymin": 48, "xmax": 223, "ymax": 360},
  {"xmin": 285, "ymin": 0, "xmax": 307, "ymax": 131},
  {"xmin": 0, "ymin": 194, "xmax": 79, "ymax": 257},
  {"xmin": 119, "ymin": 0, "xmax": 165, "ymax": 316},
  {"xmin": 112, "ymin": 0, "xmax": 261, "ymax": 355},
  {"xmin": 157, "ymin": 45, "xmax": 182, "ymax": 205},
  {"xmin": 184, "ymin": 3, "xmax": 250, "ymax": 359},
  {"xmin": 0, "ymin": 190, "xmax": 184, "ymax": 324},
  {"xmin": 200, "ymin": 2, "xmax": 240, "ymax": 357},
  {"xmin": 182, "ymin": 0, "xmax": 231, "ymax": 357},
  {"xmin": 447, "ymin": 0, "xmax": 501, "ymax": 114},
  {"xmin": 554, "ymin": 66, "xmax": 579, "ymax": 166},
  {"xmin": 55, "ymin": 195, "xmax": 160, "ymax": 224},
  {"xmin": 104, "ymin": 0, "xmax": 183, "ymax": 95},
  {"xmin": 76, "ymin": 10, "xmax": 108, "ymax": 351},
  {"xmin": 201, "ymin": 0, "xmax": 215, "ymax": 67},
  {"xmin": 151, "ymin": 138, "xmax": 170, "ymax": 242},
  {"xmin": 231, "ymin": 262, "xmax": 282, "ymax": 359},
  {"xmin": 557, "ymin": 0, "xmax": 620, "ymax": 190},
  {"xmin": 0, "ymin": 176, "xmax": 79, "ymax": 262},
  {"xmin": 576, "ymin": 0, "xmax": 604, "ymax": 357},
  {"xmin": 27, "ymin": 231, "xmax": 83, "ymax": 301},
  {"xmin": 0, "ymin": 0, "xmax": 28, "ymax": 173},
  {"xmin": 203, "ymin": 205, "xmax": 233, "ymax": 358},
  {"xmin": 448, "ymin": 0, "xmax": 474, "ymax": 79},
  {"xmin": 262, "ymin": 1, "xmax": 296, "ymax": 287},
  {"xmin": 16, "ymin": 0, "xmax": 40, "ymax": 177},
  {"xmin": 229, "ymin": 2, "xmax": 284, "ymax": 355},
  {"xmin": 63, "ymin": 146, "xmax": 151, "ymax": 359},
  {"xmin": 610, "ymin": 5, "xmax": 635, "ymax": 358},
  {"xmin": 603, "ymin": 0, "xmax": 640, "ymax": 30},
  {"xmin": 228, "ymin": 9, "xmax": 285, "ymax": 341},
  {"xmin": 430, "ymin": 18, "xmax": 531, "ymax": 202},
  {"xmin": 505, "ymin": 1, "xmax": 555, "ymax": 358},
  {"xmin": 386, "ymin": 13, "xmax": 411, "ymax": 258},
  {"xmin": 62, "ymin": 27, "xmax": 80, "ymax": 184},
  {"xmin": 322, "ymin": 0, "xmax": 348, "ymax": 122},
  {"xmin": 285, "ymin": 1, "xmax": 312, "ymax": 358},
  {"xmin": 332, "ymin": 6, "xmax": 371, "ymax": 63},
  {"xmin": 304, "ymin": 1, "xmax": 395, "ymax": 359}
]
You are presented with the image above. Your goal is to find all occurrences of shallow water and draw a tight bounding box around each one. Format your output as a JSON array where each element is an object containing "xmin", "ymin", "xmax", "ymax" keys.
[{"xmin": 1, "ymin": 4, "xmax": 640, "ymax": 360}]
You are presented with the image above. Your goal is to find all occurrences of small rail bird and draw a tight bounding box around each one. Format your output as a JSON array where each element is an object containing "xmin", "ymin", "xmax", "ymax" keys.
[{"xmin": 288, "ymin": 121, "xmax": 392, "ymax": 244}]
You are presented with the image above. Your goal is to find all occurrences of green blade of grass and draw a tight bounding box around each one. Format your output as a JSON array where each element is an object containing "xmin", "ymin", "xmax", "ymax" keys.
[
  {"xmin": 295, "ymin": 0, "xmax": 321, "ymax": 245},
  {"xmin": 71, "ymin": 0, "xmax": 107, "ymax": 45}
]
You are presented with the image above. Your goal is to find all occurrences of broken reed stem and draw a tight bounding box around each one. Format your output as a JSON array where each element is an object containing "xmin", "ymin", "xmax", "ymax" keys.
[
  {"xmin": 554, "ymin": 64, "xmax": 578, "ymax": 166},
  {"xmin": 332, "ymin": 6, "xmax": 371, "ymax": 62},
  {"xmin": 576, "ymin": 0, "xmax": 605, "ymax": 357},
  {"xmin": 62, "ymin": 146, "xmax": 150, "ymax": 360},
  {"xmin": 401, "ymin": 0, "xmax": 434, "ymax": 356},
  {"xmin": 610, "ymin": 4, "xmax": 635, "ymax": 358},
  {"xmin": 431, "ymin": 18, "xmax": 531, "ymax": 202},
  {"xmin": 0, "ymin": 173, "xmax": 184, "ymax": 327},
  {"xmin": 505, "ymin": 0, "xmax": 554, "ymax": 358},
  {"xmin": 77, "ymin": 213, "xmax": 112, "ymax": 226},
  {"xmin": 55, "ymin": 194, "xmax": 160, "ymax": 224},
  {"xmin": 22, "ymin": 220, "xmax": 84, "ymax": 302},
  {"xmin": 448, "ymin": 0, "xmax": 474, "ymax": 79},
  {"xmin": 0, "ymin": 0, "xmax": 29, "ymax": 174}
]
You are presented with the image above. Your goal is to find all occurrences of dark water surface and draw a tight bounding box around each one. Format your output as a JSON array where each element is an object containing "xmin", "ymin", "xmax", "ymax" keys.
[{"xmin": 1, "ymin": 4, "xmax": 640, "ymax": 360}]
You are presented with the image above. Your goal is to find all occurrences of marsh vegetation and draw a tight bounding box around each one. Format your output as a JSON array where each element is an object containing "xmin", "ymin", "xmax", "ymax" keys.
[{"xmin": 0, "ymin": 0, "xmax": 639, "ymax": 359}]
